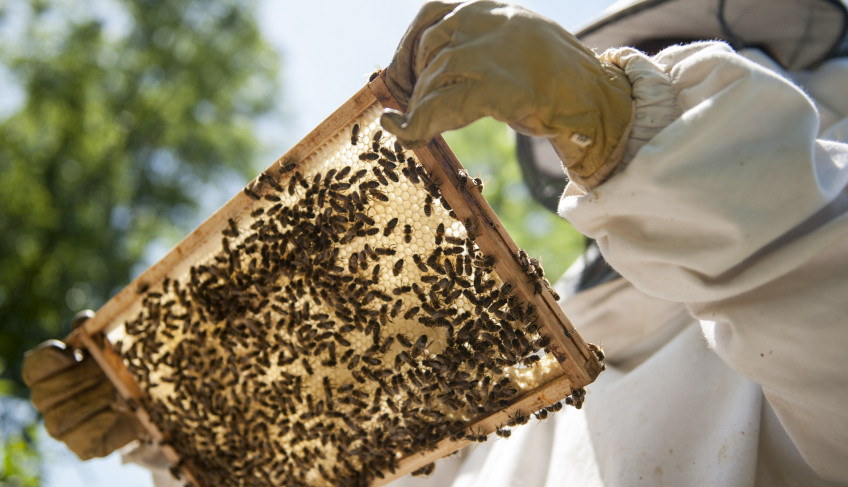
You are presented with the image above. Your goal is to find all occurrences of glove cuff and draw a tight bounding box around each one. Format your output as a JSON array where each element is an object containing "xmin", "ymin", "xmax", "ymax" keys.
[{"xmin": 552, "ymin": 60, "xmax": 634, "ymax": 190}]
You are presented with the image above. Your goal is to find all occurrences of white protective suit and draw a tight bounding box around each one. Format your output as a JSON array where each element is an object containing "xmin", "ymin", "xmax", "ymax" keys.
[
  {"xmin": 130, "ymin": 43, "xmax": 848, "ymax": 486},
  {"xmin": 390, "ymin": 42, "xmax": 848, "ymax": 487}
]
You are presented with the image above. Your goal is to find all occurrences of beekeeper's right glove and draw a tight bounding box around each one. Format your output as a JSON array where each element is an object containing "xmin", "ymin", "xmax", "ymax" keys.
[{"xmin": 382, "ymin": 0, "xmax": 634, "ymax": 189}]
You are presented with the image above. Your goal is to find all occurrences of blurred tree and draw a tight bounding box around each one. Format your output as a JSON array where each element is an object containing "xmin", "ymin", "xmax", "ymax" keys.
[
  {"xmin": 1, "ymin": 0, "xmax": 281, "ymax": 482},
  {"xmin": 444, "ymin": 119, "xmax": 584, "ymax": 280},
  {"xmin": 0, "ymin": 0, "xmax": 280, "ymax": 397},
  {"xmin": 0, "ymin": 388, "xmax": 40, "ymax": 487}
]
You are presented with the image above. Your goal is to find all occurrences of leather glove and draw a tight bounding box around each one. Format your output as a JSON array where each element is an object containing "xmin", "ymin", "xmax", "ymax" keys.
[
  {"xmin": 22, "ymin": 310, "xmax": 145, "ymax": 460},
  {"xmin": 382, "ymin": 0, "xmax": 634, "ymax": 189}
]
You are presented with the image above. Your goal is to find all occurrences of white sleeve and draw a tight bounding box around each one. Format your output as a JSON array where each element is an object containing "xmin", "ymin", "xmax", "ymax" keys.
[
  {"xmin": 559, "ymin": 42, "xmax": 848, "ymax": 482},
  {"xmin": 120, "ymin": 441, "xmax": 182, "ymax": 487}
]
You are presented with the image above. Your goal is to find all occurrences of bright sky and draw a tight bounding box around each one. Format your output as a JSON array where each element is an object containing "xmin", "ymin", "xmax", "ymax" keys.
[
  {"xmin": 255, "ymin": 0, "xmax": 618, "ymax": 148},
  {"xmin": 37, "ymin": 1, "xmax": 616, "ymax": 485}
]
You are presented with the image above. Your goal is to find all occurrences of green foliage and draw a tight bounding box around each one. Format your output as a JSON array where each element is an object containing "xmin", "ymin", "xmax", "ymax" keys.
[
  {"xmin": 1, "ymin": 357, "xmax": 40, "ymax": 485},
  {"xmin": 0, "ymin": 400, "xmax": 41, "ymax": 487},
  {"xmin": 0, "ymin": 0, "xmax": 280, "ymax": 397},
  {"xmin": 0, "ymin": 432, "xmax": 41, "ymax": 487},
  {"xmin": 443, "ymin": 119, "xmax": 584, "ymax": 280}
]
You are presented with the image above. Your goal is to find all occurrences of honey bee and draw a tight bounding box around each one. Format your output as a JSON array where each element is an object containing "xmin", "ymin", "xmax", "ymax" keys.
[
  {"xmin": 383, "ymin": 217, "xmax": 398, "ymax": 237},
  {"xmin": 168, "ymin": 465, "xmax": 182, "ymax": 480},
  {"xmin": 243, "ymin": 186, "xmax": 261, "ymax": 200},
  {"xmin": 350, "ymin": 123, "xmax": 360, "ymax": 146},
  {"xmin": 395, "ymin": 333, "xmax": 414, "ymax": 348},
  {"xmin": 435, "ymin": 223, "xmax": 445, "ymax": 245},
  {"xmin": 287, "ymin": 174, "xmax": 298, "ymax": 195},
  {"xmin": 414, "ymin": 334, "xmax": 431, "ymax": 352},
  {"xmin": 379, "ymin": 336, "xmax": 395, "ymax": 354},
  {"xmin": 522, "ymin": 355, "xmax": 541, "ymax": 367},
  {"xmin": 464, "ymin": 217, "xmax": 480, "ymax": 239},
  {"xmin": 348, "ymin": 253, "xmax": 359, "ymax": 273},
  {"xmin": 420, "ymin": 275, "xmax": 439, "ymax": 284},
  {"xmin": 457, "ymin": 169, "xmax": 469, "ymax": 187},
  {"xmin": 392, "ymin": 284, "xmax": 411, "ymax": 295},
  {"xmin": 372, "ymin": 167, "xmax": 389, "ymax": 186},
  {"xmin": 335, "ymin": 334, "xmax": 352, "ymax": 347},
  {"xmin": 517, "ymin": 249, "xmax": 530, "ymax": 269},
  {"xmin": 360, "ymin": 180, "xmax": 379, "ymax": 190},
  {"xmin": 394, "ymin": 351, "xmax": 413, "ymax": 370},
  {"xmin": 369, "ymin": 189, "xmax": 389, "ymax": 202},
  {"xmin": 534, "ymin": 336, "xmax": 551, "ymax": 349},
  {"xmin": 403, "ymin": 306, "xmax": 420, "ymax": 320},
  {"xmin": 325, "ymin": 168, "xmax": 338, "ymax": 183},
  {"xmin": 479, "ymin": 254, "xmax": 496, "ymax": 270},
  {"xmin": 384, "ymin": 167, "xmax": 399, "ymax": 182},
  {"xmin": 508, "ymin": 412, "xmax": 530, "ymax": 426},
  {"xmin": 426, "ymin": 254, "xmax": 444, "ymax": 274},
  {"xmin": 588, "ymin": 343, "xmax": 605, "ymax": 362},
  {"xmin": 278, "ymin": 160, "xmax": 297, "ymax": 174},
  {"xmin": 259, "ymin": 172, "xmax": 283, "ymax": 191},
  {"xmin": 378, "ymin": 147, "xmax": 397, "ymax": 163},
  {"xmin": 301, "ymin": 357, "xmax": 314, "ymax": 375},
  {"xmin": 495, "ymin": 427, "xmax": 511, "ymax": 438},
  {"xmin": 349, "ymin": 168, "xmax": 368, "ymax": 184},
  {"xmin": 403, "ymin": 166, "xmax": 418, "ymax": 184},
  {"xmin": 223, "ymin": 217, "xmax": 239, "ymax": 237},
  {"xmin": 411, "ymin": 463, "xmax": 435, "ymax": 477},
  {"xmin": 375, "ymin": 247, "xmax": 396, "ymax": 256},
  {"xmin": 412, "ymin": 254, "xmax": 428, "ymax": 272},
  {"xmin": 444, "ymin": 236, "xmax": 464, "ymax": 246},
  {"xmin": 351, "ymin": 370, "xmax": 366, "ymax": 384}
]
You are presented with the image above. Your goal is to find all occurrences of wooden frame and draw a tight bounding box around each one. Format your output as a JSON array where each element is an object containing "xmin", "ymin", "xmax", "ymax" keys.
[{"xmin": 66, "ymin": 71, "xmax": 602, "ymax": 486}]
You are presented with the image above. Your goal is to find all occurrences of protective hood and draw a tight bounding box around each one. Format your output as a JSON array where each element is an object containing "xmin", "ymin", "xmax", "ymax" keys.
[
  {"xmin": 577, "ymin": 0, "xmax": 847, "ymax": 71},
  {"xmin": 517, "ymin": 0, "xmax": 848, "ymax": 213}
]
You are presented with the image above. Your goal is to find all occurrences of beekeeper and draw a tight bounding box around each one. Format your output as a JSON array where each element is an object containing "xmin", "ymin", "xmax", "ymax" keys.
[
  {"xmin": 22, "ymin": 0, "xmax": 848, "ymax": 486},
  {"xmin": 382, "ymin": 1, "xmax": 848, "ymax": 486}
]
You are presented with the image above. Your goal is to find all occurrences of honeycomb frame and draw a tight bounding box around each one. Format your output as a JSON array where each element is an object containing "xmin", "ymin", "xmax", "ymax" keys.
[{"xmin": 67, "ymin": 72, "xmax": 603, "ymax": 486}]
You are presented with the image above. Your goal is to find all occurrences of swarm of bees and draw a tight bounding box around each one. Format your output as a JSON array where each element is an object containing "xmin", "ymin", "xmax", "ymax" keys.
[{"xmin": 114, "ymin": 105, "xmax": 577, "ymax": 486}]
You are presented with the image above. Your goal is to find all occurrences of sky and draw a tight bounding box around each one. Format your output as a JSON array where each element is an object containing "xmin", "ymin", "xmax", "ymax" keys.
[
  {"xmin": 254, "ymin": 0, "xmax": 618, "ymax": 150},
  {"xmin": 33, "ymin": 1, "xmax": 616, "ymax": 485}
]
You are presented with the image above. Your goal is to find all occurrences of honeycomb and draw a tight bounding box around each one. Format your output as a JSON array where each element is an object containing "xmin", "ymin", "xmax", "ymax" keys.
[{"xmin": 94, "ymin": 88, "xmax": 597, "ymax": 486}]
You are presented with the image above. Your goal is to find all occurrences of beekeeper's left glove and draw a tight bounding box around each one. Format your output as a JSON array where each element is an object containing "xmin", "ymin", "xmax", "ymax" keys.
[{"xmin": 22, "ymin": 310, "xmax": 145, "ymax": 460}]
